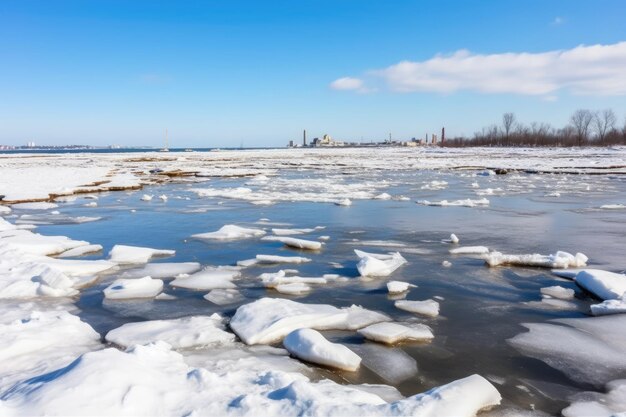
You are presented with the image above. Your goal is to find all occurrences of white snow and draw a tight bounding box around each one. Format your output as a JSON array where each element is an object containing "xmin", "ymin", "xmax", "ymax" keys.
[
  {"xmin": 10, "ymin": 202, "xmax": 59, "ymax": 210},
  {"xmin": 255, "ymin": 254, "xmax": 312, "ymax": 264},
  {"xmin": 105, "ymin": 314, "xmax": 235, "ymax": 348},
  {"xmin": 109, "ymin": 245, "xmax": 175, "ymax": 264},
  {"xmin": 103, "ymin": 276, "xmax": 164, "ymax": 299},
  {"xmin": 386, "ymin": 281, "xmax": 416, "ymax": 294},
  {"xmin": 395, "ymin": 299, "xmax": 440, "ymax": 317},
  {"xmin": 170, "ymin": 268, "xmax": 239, "ymax": 290},
  {"xmin": 140, "ymin": 194, "xmax": 153, "ymax": 201},
  {"xmin": 600, "ymin": 204, "xmax": 626, "ymax": 210},
  {"xmin": 262, "ymin": 236, "xmax": 323, "ymax": 250},
  {"xmin": 275, "ymin": 283, "xmax": 312, "ymax": 295},
  {"xmin": 336, "ymin": 198, "xmax": 352, "ymax": 206},
  {"xmin": 283, "ymin": 328, "xmax": 361, "ymax": 371},
  {"xmin": 358, "ymin": 322, "xmax": 434, "ymax": 344},
  {"xmin": 574, "ymin": 269, "xmax": 626, "ymax": 300},
  {"xmin": 230, "ymin": 298, "xmax": 390, "ymax": 345},
  {"xmin": 260, "ymin": 270, "xmax": 327, "ymax": 288},
  {"xmin": 204, "ymin": 288, "xmax": 245, "ymax": 305},
  {"xmin": 590, "ymin": 296, "xmax": 626, "ymax": 316},
  {"xmin": 540, "ymin": 286, "xmax": 575, "ymax": 300},
  {"xmin": 355, "ymin": 249, "xmax": 407, "ymax": 277},
  {"xmin": 484, "ymin": 251, "xmax": 588, "ymax": 268},
  {"xmin": 417, "ymin": 198, "xmax": 490, "ymax": 207},
  {"xmin": 450, "ymin": 233, "xmax": 460, "ymax": 244},
  {"xmin": 192, "ymin": 224, "xmax": 266, "ymax": 240},
  {"xmin": 450, "ymin": 246, "xmax": 490, "ymax": 255},
  {"xmin": 562, "ymin": 379, "xmax": 626, "ymax": 417},
  {"xmin": 57, "ymin": 244, "xmax": 103, "ymax": 258}
]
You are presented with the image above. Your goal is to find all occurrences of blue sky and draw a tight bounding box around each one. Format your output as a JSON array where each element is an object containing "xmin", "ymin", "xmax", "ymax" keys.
[{"xmin": 1, "ymin": 0, "xmax": 625, "ymax": 147}]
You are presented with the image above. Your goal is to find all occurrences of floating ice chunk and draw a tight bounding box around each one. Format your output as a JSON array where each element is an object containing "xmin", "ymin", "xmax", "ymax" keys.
[
  {"xmin": 192, "ymin": 224, "xmax": 266, "ymax": 240},
  {"xmin": 358, "ymin": 322, "xmax": 434, "ymax": 344},
  {"xmin": 450, "ymin": 233, "xmax": 459, "ymax": 244},
  {"xmin": 260, "ymin": 270, "xmax": 327, "ymax": 288},
  {"xmin": 420, "ymin": 180, "xmax": 448, "ymax": 190},
  {"xmin": 590, "ymin": 296, "xmax": 626, "ymax": 316},
  {"xmin": 600, "ymin": 204, "xmax": 626, "ymax": 210},
  {"xmin": 57, "ymin": 244, "xmax": 103, "ymax": 258},
  {"xmin": 140, "ymin": 194, "xmax": 153, "ymax": 201},
  {"xmin": 255, "ymin": 254, "xmax": 312, "ymax": 264},
  {"xmin": 121, "ymin": 262, "xmax": 201, "ymax": 278},
  {"xmin": 375, "ymin": 192, "xmax": 392, "ymax": 200},
  {"xmin": 350, "ymin": 343, "xmax": 418, "ymax": 384},
  {"xmin": 562, "ymin": 379, "xmax": 626, "ymax": 417},
  {"xmin": 155, "ymin": 292, "xmax": 176, "ymax": 300},
  {"xmin": 230, "ymin": 298, "xmax": 390, "ymax": 345},
  {"xmin": 540, "ymin": 286, "xmax": 575, "ymax": 300},
  {"xmin": 484, "ymin": 251, "xmax": 588, "ymax": 268},
  {"xmin": 283, "ymin": 328, "xmax": 361, "ymax": 371},
  {"xmin": 509, "ymin": 314, "xmax": 626, "ymax": 385},
  {"xmin": 395, "ymin": 299, "xmax": 440, "ymax": 317},
  {"xmin": 551, "ymin": 269, "xmax": 585, "ymax": 279},
  {"xmin": 10, "ymin": 202, "xmax": 59, "ymax": 210},
  {"xmin": 335, "ymin": 198, "xmax": 352, "ymax": 206},
  {"xmin": 262, "ymin": 236, "xmax": 322, "ymax": 250},
  {"xmin": 574, "ymin": 269, "xmax": 626, "ymax": 300},
  {"xmin": 386, "ymin": 281, "xmax": 416, "ymax": 294},
  {"xmin": 236, "ymin": 258, "xmax": 259, "ymax": 267},
  {"xmin": 158, "ymin": 194, "xmax": 168, "ymax": 201},
  {"xmin": 0, "ymin": 230, "xmax": 90, "ymax": 256},
  {"xmin": 105, "ymin": 314, "xmax": 235, "ymax": 348},
  {"xmin": 319, "ymin": 235, "xmax": 330, "ymax": 241},
  {"xmin": 271, "ymin": 228, "xmax": 316, "ymax": 236},
  {"xmin": 275, "ymin": 283, "xmax": 312, "ymax": 295},
  {"xmin": 109, "ymin": 244, "xmax": 175, "ymax": 264},
  {"xmin": 83, "ymin": 201, "xmax": 97, "ymax": 207},
  {"xmin": 103, "ymin": 276, "xmax": 163, "ymax": 299},
  {"xmin": 417, "ymin": 198, "xmax": 490, "ymax": 207},
  {"xmin": 450, "ymin": 246, "xmax": 490, "ymax": 255},
  {"xmin": 355, "ymin": 249, "xmax": 407, "ymax": 277},
  {"xmin": 170, "ymin": 268, "xmax": 239, "ymax": 290},
  {"xmin": 203, "ymin": 288, "xmax": 244, "ymax": 305},
  {"xmin": 442, "ymin": 260, "xmax": 452, "ymax": 267}
]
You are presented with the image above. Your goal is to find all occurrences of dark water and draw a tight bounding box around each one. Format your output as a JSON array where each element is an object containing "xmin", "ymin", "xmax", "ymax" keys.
[{"xmin": 21, "ymin": 169, "xmax": 626, "ymax": 415}]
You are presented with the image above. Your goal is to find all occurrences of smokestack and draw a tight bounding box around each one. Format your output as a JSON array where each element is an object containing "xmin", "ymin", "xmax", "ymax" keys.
[
  {"xmin": 303, "ymin": 129, "xmax": 307, "ymax": 146},
  {"xmin": 441, "ymin": 127, "xmax": 445, "ymax": 145}
]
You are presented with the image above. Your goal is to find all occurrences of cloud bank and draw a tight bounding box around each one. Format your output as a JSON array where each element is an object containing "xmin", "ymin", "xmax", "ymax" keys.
[{"xmin": 331, "ymin": 42, "xmax": 626, "ymax": 96}]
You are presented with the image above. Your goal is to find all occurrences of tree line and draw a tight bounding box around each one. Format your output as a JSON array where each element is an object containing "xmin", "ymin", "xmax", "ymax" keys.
[{"xmin": 443, "ymin": 109, "xmax": 626, "ymax": 147}]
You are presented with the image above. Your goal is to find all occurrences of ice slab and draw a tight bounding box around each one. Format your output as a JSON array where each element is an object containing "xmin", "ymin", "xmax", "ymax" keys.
[
  {"xmin": 191, "ymin": 224, "xmax": 266, "ymax": 240},
  {"xmin": 121, "ymin": 262, "xmax": 202, "ymax": 279},
  {"xmin": 562, "ymin": 379, "xmax": 626, "ymax": 417},
  {"xmin": 484, "ymin": 251, "xmax": 588, "ymax": 268},
  {"xmin": 540, "ymin": 285, "xmax": 575, "ymax": 300},
  {"xmin": 57, "ymin": 244, "xmax": 103, "ymax": 258},
  {"xmin": 230, "ymin": 298, "xmax": 390, "ymax": 345},
  {"xmin": 395, "ymin": 299, "xmax": 440, "ymax": 317},
  {"xmin": 386, "ymin": 281, "xmax": 416, "ymax": 294},
  {"xmin": 109, "ymin": 244, "xmax": 175, "ymax": 264},
  {"xmin": 450, "ymin": 246, "xmax": 490, "ymax": 255},
  {"xmin": 204, "ymin": 289, "xmax": 245, "ymax": 305},
  {"xmin": 106, "ymin": 314, "xmax": 235, "ymax": 348},
  {"xmin": 590, "ymin": 297, "xmax": 626, "ymax": 316},
  {"xmin": 103, "ymin": 276, "xmax": 164, "ymax": 300},
  {"xmin": 355, "ymin": 249, "xmax": 407, "ymax": 277},
  {"xmin": 417, "ymin": 198, "xmax": 490, "ymax": 207},
  {"xmin": 358, "ymin": 322, "xmax": 434, "ymax": 344},
  {"xmin": 260, "ymin": 270, "xmax": 327, "ymax": 288},
  {"xmin": 274, "ymin": 283, "xmax": 312, "ymax": 295},
  {"xmin": 262, "ymin": 236, "xmax": 322, "ymax": 250},
  {"xmin": 255, "ymin": 254, "xmax": 312, "ymax": 264},
  {"xmin": 575, "ymin": 269, "xmax": 626, "ymax": 300},
  {"xmin": 170, "ymin": 268, "xmax": 239, "ymax": 290},
  {"xmin": 283, "ymin": 328, "xmax": 361, "ymax": 371},
  {"xmin": 10, "ymin": 202, "xmax": 59, "ymax": 210},
  {"xmin": 271, "ymin": 228, "xmax": 317, "ymax": 236}
]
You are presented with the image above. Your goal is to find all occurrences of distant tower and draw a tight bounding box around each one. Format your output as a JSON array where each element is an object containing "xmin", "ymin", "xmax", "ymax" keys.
[
  {"xmin": 303, "ymin": 129, "xmax": 307, "ymax": 146},
  {"xmin": 441, "ymin": 127, "xmax": 445, "ymax": 145}
]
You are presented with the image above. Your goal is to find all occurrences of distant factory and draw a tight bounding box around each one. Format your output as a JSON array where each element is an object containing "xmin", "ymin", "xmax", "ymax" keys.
[{"xmin": 287, "ymin": 128, "xmax": 446, "ymax": 148}]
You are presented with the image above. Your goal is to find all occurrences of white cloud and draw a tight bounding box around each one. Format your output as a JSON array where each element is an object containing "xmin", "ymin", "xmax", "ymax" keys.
[
  {"xmin": 330, "ymin": 77, "xmax": 365, "ymax": 91},
  {"xmin": 337, "ymin": 42, "xmax": 626, "ymax": 96}
]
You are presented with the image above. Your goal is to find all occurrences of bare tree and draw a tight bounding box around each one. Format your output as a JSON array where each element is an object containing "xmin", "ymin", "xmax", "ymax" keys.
[
  {"xmin": 570, "ymin": 109, "xmax": 594, "ymax": 146},
  {"xmin": 593, "ymin": 109, "xmax": 617, "ymax": 143},
  {"xmin": 502, "ymin": 112, "xmax": 516, "ymax": 144}
]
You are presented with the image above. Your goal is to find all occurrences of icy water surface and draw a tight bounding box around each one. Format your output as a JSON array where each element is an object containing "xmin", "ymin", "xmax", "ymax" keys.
[{"xmin": 22, "ymin": 168, "xmax": 626, "ymax": 415}]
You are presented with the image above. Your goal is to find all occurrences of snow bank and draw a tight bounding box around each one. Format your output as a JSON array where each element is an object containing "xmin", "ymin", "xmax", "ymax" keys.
[
  {"xmin": 574, "ymin": 269, "xmax": 626, "ymax": 300},
  {"xmin": 262, "ymin": 236, "xmax": 322, "ymax": 250},
  {"xmin": 395, "ymin": 299, "xmax": 440, "ymax": 317},
  {"xmin": 103, "ymin": 276, "xmax": 163, "ymax": 299},
  {"xmin": 109, "ymin": 245, "xmax": 175, "ymax": 264},
  {"xmin": 170, "ymin": 268, "xmax": 239, "ymax": 290},
  {"xmin": 355, "ymin": 249, "xmax": 407, "ymax": 277},
  {"xmin": 283, "ymin": 328, "xmax": 361, "ymax": 371},
  {"xmin": 484, "ymin": 251, "xmax": 588, "ymax": 268},
  {"xmin": 358, "ymin": 322, "xmax": 434, "ymax": 344},
  {"xmin": 230, "ymin": 298, "xmax": 390, "ymax": 345},
  {"xmin": 192, "ymin": 224, "xmax": 266, "ymax": 240},
  {"xmin": 105, "ymin": 314, "xmax": 235, "ymax": 348}
]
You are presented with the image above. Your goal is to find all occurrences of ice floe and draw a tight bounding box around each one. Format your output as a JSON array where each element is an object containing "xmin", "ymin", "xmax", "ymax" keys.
[
  {"xmin": 483, "ymin": 251, "xmax": 588, "ymax": 268},
  {"xmin": 57, "ymin": 244, "xmax": 103, "ymax": 258},
  {"xmin": 255, "ymin": 254, "xmax": 312, "ymax": 264},
  {"xmin": 355, "ymin": 249, "xmax": 407, "ymax": 277},
  {"xmin": 105, "ymin": 314, "xmax": 235, "ymax": 348},
  {"xmin": 358, "ymin": 322, "xmax": 434, "ymax": 344},
  {"xmin": 204, "ymin": 288, "xmax": 245, "ymax": 305},
  {"xmin": 271, "ymin": 227, "xmax": 321, "ymax": 236},
  {"xmin": 275, "ymin": 283, "xmax": 312, "ymax": 295},
  {"xmin": 386, "ymin": 281, "xmax": 416, "ymax": 294},
  {"xmin": 120, "ymin": 262, "xmax": 202, "ymax": 279},
  {"xmin": 417, "ymin": 198, "xmax": 490, "ymax": 207},
  {"xmin": 230, "ymin": 298, "xmax": 390, "ymax": 345},
  {"xmin": 192, "ymin": 224, "xmax": 266, "ymax": 240},
  {"xmin": 540, "ymin": 285, "xmax": 575, "ymax": 300},
  {"xmin": 574, "ymin": 269, "xmax": 626, "ymax": 300},
  {"xmin": 450, "ymin": 246, "xmax": 490, "ymax": 255},
  {"xmin": 590, "ymin": 296, "xmax": 626, "ymax": 316},
  {"xmin": 103, "ymin": 276, "xmax": 164, "ymax": 299},
  {"xmin": 562, "ymin": 379, "xmax": 626, "ymax": 417},
  {"xmin": 170, "ymin": 268, "xmax": 239, "ymax": 290},
  {"xmin": 283, "ymin": 328, "xmax": 361, "ymax": 371},
  {"xmin": 140, "ymin": 194, "xmax": 153, "ymax": 201},
  {"xmin": 262, "ymin": 236, "xmax": 322, "ymax": 250},
  {"xmin": 10, "ymin": 202, "xmax": 59, "ymax": 210},
  {"xmin": 395, "ymin": 299, "xmax": 440, "ymax": 317},
  {"xmin": 109, "ymin": 245, "xmax": 175, "ymax": 264}
]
